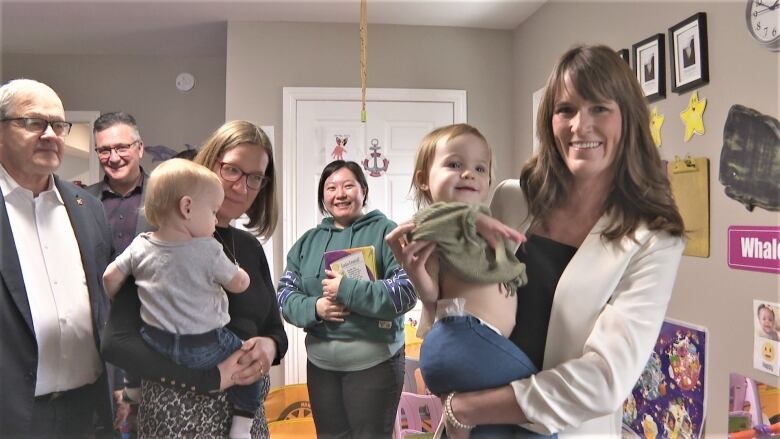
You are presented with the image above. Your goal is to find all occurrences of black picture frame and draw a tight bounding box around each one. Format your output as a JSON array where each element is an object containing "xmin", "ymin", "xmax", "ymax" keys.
[
  {"xmin": 617, "ymin": 48, "xmax": 630, "ymax": 64},
  {"xmin": 669, "ymin": 12, "xmax": 709, "ymax": 94},
  {"xmin": 632, "ymin": 34, "xmax": 666, "ymax": 103}
]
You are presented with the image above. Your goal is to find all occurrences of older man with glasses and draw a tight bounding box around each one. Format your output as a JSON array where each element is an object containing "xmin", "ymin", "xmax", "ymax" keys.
[
  {"xmin": 86, "ymin": 112, "xmax": 151, "ymax": 255},
  {"xmin": 0, "ymin": 78, "xmax": 113, "ymax": 437}
]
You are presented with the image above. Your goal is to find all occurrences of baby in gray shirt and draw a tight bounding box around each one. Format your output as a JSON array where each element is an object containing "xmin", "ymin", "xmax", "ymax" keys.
[{"xmin": 103, "ymin": 159, "xmax": 254, "ymax": 438}]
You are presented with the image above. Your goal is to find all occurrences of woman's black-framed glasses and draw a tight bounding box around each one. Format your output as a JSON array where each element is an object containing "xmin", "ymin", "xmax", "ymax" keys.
[
  {"xmin": 218, "ymin": 162, "xmax": 269, "ymax": 190},
  {"xmin": 1, "ymin": 117, "xmax": 73, "ymax": 137}
]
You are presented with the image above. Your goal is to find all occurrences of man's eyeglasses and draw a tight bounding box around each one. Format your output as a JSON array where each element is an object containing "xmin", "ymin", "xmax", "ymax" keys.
[
  {"xmin": 94, "ymin": 141, "xmax": 139, "ymax": 159},
  {"xmin": 1, "ymin": 117, "xmax": 73, "ymax": 137},
  {"xmin": 218, "ymin": 162, "xmax": 270, "ymax": 190}
]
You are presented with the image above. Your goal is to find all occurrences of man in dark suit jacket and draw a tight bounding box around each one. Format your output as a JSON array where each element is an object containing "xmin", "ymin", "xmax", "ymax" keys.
[
  {"xmin": 0, "ymin": 79, "xmax": 113, "ymax": 436},
  {"xmin": 86, "ymin": 112, "xmax": 150, "ymax": 255}
]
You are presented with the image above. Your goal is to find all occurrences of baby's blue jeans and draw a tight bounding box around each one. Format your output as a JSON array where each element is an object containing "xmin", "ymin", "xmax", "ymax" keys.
[
  {"xmin": 141, "ymin": 323, "xmax": 260, "ymax": 414},
  {"xmin": 420, "ymin": 315, "xmax": 555, "ymax": 438}
]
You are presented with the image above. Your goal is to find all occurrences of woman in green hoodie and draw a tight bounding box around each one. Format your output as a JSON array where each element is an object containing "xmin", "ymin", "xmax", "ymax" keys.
[{"xmin": 278, "ymin": 160, "xmax": 417, "ymax": 438}]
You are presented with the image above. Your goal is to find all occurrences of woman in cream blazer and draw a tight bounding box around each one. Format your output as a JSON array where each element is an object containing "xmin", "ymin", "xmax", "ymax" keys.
[
  {"xmin": 488, "ymin": 179, "xmax": 684, "ymax": 436},
  {"xmin": 388, "ymin": 45, "xmax": 686, "ymax": 438}
]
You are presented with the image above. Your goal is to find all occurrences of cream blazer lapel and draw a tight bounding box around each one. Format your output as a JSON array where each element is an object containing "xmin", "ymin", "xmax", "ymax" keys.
[
  {"xmin": 491, "ymin": 179, "xmax": 649, "ymax": 367},
  {"xmin": 543, "ymin": 217, "xmax": 656, "ymax": 363}
]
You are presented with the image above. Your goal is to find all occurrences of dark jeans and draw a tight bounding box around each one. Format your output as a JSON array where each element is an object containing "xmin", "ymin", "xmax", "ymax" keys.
[
  {"xmin": 30, "ymin": 379, "xmax": 111, "ymax": 439},
  {"xmin": 307, "ymin": 347, "xmax": 405, "ymax": 439},
  {"xmin": 421, "ymin": 315, "xmax": 554, "ymax": 439},
  {"xmin": 140, "ymin": 323, "xmax": 260, "ymax": 413}
]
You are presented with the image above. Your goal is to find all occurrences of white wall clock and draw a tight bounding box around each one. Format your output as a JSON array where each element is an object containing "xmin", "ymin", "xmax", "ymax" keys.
[{"xmin": 746, "ymin": 0, "xmax": 780, "ymax": 51}]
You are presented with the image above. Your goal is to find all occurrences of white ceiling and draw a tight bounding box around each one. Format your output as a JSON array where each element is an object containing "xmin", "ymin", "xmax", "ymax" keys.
[{"xmin": 0, "ymin": 0, "xmax": 545, "ymax": 57}]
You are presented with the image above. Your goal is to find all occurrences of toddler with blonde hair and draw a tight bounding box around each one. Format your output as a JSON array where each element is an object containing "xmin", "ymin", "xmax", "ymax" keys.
[
  {"xmin": 387, "ymin": 124, "xmax": 552, "ymax": 438},
  {"xmin": 103, "ymin": 158, "xmax": 256, "ymax": 438}
]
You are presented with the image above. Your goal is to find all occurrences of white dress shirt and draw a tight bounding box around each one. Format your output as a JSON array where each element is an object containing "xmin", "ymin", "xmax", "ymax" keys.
[{"xmin": 0, "ymin": 164, "xmax": 102, "ymax": 395}]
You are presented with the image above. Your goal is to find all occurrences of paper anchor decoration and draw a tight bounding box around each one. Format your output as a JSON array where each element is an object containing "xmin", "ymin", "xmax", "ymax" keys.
[
  {"xmin": 362, "ymin": 138, "xmax": 389, "ymax": 177},
  {"xmin": 680, "ymin": 91, "xmax": 707, "ymax": 142},
  {"xmin": 650, "ymin": 107, "xmax": 665, "ymax": 147}
]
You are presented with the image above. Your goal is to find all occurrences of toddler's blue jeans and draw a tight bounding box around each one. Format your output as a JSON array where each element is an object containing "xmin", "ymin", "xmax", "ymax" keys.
[
  {"xmin": 420, "ymin": 315, "xmax": 555, "ymax": 439},
  {"xmin": 141, "ymin": 323, "xmax": 260, "ymax": 414}
]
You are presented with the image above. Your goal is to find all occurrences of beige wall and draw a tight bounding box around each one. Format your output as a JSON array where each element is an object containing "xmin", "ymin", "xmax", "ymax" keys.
[
  {"xmin": 2, "ymin": 53, "xmax": 226, "ymax": 182},
  {"xmin": 515, "ymin": 2, "xmax": 779, "ymax": 436}
]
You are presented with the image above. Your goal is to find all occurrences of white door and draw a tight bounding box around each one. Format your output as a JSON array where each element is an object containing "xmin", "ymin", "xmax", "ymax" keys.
[{"xmin": 282, "ymin": 88, "xmax": 466, "ymax": 384}]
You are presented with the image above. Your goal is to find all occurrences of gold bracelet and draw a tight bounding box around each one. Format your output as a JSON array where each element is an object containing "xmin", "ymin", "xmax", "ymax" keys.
[{"xmin": 444, "ymin": 392, "xmax": 475, "ymax": 430}]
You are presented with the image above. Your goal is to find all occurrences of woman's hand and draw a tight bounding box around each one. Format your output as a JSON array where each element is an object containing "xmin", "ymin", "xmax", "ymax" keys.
[
  {"xmin": 316, "ymin": 297, "xmax": 351, "ymax": 322},
  {"xmin": 217, "ymin": 348, "xmax": 247, "ymax": 390},
  {"xmin": 235, "ymin": 337, "xmax": 276, "ymax": 383},
  {"xmin": 385, "ymin": 222, "xmax": 439, "ymax": 304},
  {"xmin": 321, "ymin": 270, "xmax": 342, "ymax": 300},
  {"xmin": 475, "ymin": 214, "xmax": 526, "ymax": 249},
  {"xmin": 217, "ymin": 337, "xmax": 277, "ymax": 390}
]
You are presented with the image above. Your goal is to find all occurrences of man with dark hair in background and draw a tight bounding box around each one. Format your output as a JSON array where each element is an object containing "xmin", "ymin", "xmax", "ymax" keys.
[
  {"xmin": 87, "ymin": 111, "xmax": 150, "ymax": 254},
  {"xmin": 86, "ymin": 111, "xmax": 152, "ymax": 433}
]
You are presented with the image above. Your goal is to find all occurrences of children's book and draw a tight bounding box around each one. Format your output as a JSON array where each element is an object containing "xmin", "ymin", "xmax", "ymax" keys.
[{"xmin": 323, "ymin": 246, "xmax": 377, "ymax": 281}]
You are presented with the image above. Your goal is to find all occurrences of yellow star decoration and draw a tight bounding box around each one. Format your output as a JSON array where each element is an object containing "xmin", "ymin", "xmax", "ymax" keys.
[
  {"xmin": 649, "ymin": 107, "xmax": 664, "ymax": 147},
  {"xmin": 680, "ymin": 91, "xmax": 706, "ymax": 142}
]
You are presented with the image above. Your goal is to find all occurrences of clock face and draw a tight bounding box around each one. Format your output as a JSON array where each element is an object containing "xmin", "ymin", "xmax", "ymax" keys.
[{"xmin": 746, "ymin": 0, "xmax": 780, "ymax": 45}]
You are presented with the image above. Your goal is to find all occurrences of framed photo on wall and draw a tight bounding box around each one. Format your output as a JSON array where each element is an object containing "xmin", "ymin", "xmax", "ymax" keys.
[
  {"xmin": 617, "ymin": 48, "xmax": 630, "ymax": 64},
  {"xmin": 669, "ymin": 12, "xmax": 709, "ymax": 94},
  {"xmin": 632, "ymin": 34, "xmax": 666, "ymax": 102}
]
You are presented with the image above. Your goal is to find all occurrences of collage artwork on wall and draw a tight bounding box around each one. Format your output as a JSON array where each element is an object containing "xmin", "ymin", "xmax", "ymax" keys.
[{"xmin": 623, "ymin": 319, "xmax": 707, "ymax": 439}]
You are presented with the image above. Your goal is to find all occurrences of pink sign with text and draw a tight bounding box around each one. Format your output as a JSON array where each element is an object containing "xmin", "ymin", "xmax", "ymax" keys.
[{"xmin": 727, "ymin": 226, "xmax": 780, "ymax": 274}]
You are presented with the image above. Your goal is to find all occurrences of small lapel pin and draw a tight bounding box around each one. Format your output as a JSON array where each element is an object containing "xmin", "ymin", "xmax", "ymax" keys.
[{"xmin": 76, "ymin": 196, "xmax": 84, "ymax": 206}]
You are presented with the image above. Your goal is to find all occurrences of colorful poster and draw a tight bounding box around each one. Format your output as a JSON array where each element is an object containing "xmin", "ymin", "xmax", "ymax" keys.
[
  {"xmin": 623, "ymin": 319, "xmax": 707, "ymax": 439},
  {"xmin": 753, "ymin": 300, "xmax": 780, "ymax": 376}
]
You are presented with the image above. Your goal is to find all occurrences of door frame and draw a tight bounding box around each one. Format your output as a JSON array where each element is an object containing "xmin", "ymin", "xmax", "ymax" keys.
[{"xmin": 281, "ymin": 87, "xmax": 466, "ymax": 384}]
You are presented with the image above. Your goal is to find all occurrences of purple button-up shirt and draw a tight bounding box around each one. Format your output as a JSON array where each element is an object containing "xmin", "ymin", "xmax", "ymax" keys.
[{"xmin": 99, "ymin": 173, "xmax": 145, "ymax": 254}]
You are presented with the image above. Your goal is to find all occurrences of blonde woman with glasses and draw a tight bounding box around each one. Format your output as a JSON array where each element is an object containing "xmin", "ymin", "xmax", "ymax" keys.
[{"xmin": 102, "ymin": 121, "xmax": 288, "ymax": 438}]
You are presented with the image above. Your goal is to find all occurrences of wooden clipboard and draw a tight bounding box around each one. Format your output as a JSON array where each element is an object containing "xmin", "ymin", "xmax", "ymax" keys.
[{"xmin": 668, "ymin": 156, "xmax": 710, "ymax": 257}]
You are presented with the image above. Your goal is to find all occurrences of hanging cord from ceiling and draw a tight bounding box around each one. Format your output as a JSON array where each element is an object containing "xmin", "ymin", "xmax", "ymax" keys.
[{"xmin": 360, "ymin": 0, "xmax": 368, "ymax": 122}]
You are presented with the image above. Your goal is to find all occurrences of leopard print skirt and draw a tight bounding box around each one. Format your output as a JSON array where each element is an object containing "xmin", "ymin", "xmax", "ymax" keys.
[{"xmin": 139, "ymin": 375, "xmax": 271, "ymax": 438}]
